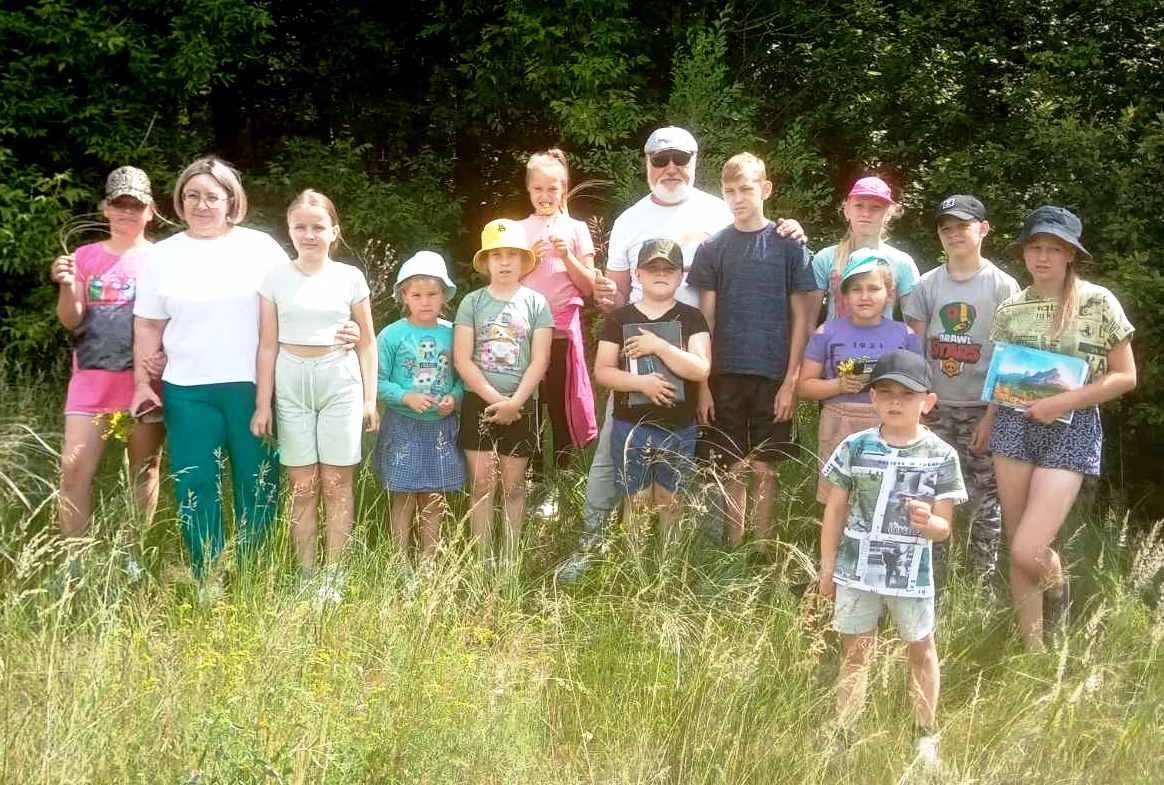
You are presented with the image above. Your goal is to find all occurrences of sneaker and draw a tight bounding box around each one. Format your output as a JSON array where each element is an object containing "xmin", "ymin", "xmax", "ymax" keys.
[
  {"xmin": 1043, "ymin": 577, "xmax": 1071, "ymax": 640},
  {"xmin": 123, "ymin": 553, "xmax": 146, "ymax": 584},
  {"xmin": 914, "ymin": 733, "xmax": 940, "ymax": 769},
  {"xmin": 534, "ymin": 489, "xmax": 560, "ymax": 521},
  {"xmin": 314, "ymin": 567, "xmax": 344, "ymax": 608},
  {"xmin": 51, "ymin": 559, "xmax": 84, "ymax": 597},
  {"xmin": 820, "ymin": 724, "xmax": 855, "ymax": 776},
  {"xmin": 195, "ymin": 579, "xmax": 225, "ymax": 607},
  {"xmin": 554, "ymin": 550, "xmax": 591, "ymax": 584}
]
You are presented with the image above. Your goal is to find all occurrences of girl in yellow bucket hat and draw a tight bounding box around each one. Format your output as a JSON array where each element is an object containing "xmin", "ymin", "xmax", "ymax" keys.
[{"xmin": 454, "ymin": 219, "xmax": 553, "ymax": 562}]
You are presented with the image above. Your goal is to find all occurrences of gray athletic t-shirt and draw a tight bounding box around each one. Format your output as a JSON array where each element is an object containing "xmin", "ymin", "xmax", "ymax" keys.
[{"xmin": 903, "ymin": 260, "xmax": 1020, "ymax": 406}]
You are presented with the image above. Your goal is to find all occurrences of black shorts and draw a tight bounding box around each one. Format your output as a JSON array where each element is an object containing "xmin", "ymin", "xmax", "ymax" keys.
[
  {"xmin": 699, "ymin": 373, "xmax": 794, "ymax": 469},
  {"xmin": 456, "ymin": 391, "xmax": 541, "ymax": 458}
]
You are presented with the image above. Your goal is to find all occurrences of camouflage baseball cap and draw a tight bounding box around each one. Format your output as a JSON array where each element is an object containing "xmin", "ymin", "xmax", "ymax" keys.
[{"xmin": 105, "ymin": 166, "xmax": 153, "ymax": 204}]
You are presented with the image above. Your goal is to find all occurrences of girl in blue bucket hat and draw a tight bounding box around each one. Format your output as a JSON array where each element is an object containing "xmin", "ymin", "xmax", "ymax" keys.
[{"xmin": 987, "ymin": 205, "xmax": 1137, "ymax": 649}]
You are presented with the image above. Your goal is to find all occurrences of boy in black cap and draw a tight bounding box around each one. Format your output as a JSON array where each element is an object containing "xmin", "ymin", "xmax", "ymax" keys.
[
  {"xmin": 904, "ymin": 195, "xmax": 1019, "ymax": 588},
  {"xmin": 594, "ymin": 239, "xmax": 711, "ymax": 541},
  {"xmin": 818, "ymin": 349, "xmax": 966, "ymax": 766}
]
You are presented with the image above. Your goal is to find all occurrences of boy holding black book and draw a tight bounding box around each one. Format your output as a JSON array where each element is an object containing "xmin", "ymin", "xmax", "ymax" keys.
[{"xmin": 594, "ymin": 239, "xmax": 711, "ymax": 539}]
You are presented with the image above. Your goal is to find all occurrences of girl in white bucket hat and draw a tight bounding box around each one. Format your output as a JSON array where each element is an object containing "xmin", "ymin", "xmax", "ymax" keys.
[{"xmin": 374, "ymin": 250, "xmax": 465, "ymax": 560}]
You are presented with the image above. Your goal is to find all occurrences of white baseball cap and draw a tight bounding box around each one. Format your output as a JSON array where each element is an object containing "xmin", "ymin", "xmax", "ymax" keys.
[{"xmin": 644, "ymin": 126, "xmax": 698, "ymax": 155}]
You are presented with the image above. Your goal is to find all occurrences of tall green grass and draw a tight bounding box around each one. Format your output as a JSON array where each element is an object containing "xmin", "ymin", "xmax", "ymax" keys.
[{"xmin": 1, "ymin": 370, "xmax": 1162, "ymax": 784}]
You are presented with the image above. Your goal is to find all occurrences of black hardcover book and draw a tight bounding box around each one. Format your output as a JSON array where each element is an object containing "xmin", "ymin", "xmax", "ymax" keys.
[{"xmin": 622, "ymin": 321, "xmax": 686, "ymax": 406}]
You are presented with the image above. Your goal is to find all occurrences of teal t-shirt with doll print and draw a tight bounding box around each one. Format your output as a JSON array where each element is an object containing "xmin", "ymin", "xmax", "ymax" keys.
[
  {"xmin": 376, "ymin": 318, "xmax": 462, "ymax": 422},
  {"xmin": 454, "ymin": 286, "xmax": 553, "ymax": 396}
]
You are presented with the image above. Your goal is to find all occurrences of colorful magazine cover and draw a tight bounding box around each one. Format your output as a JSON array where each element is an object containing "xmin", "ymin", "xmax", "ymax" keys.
[{"xmin": 980, "ymin": 342, "xmax": 1089, "ymax": 424}]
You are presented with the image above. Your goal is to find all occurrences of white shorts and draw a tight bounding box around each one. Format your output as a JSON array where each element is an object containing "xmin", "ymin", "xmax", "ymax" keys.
[
  {"xmin": 832, "ymin": 584, "xmax": 934, "ymax": 642},
  {"xmin": 275, "ymin": 348, "xmax": 364, "ymax": 467}
]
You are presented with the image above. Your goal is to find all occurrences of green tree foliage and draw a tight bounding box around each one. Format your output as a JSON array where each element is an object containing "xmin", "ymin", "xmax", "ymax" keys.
[{"xmin": 2, "ymin": 0, "xmax": 1162, "ymax": 488}]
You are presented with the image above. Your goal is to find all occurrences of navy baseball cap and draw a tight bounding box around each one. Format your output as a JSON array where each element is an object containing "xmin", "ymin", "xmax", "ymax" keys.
[
  {"xmin": 936, "ymin": 194, "xmax": 986, "ymax": 221},
  {"xmin": 868, "ymin": 350, "xmax": 932, "ymax": 393}
]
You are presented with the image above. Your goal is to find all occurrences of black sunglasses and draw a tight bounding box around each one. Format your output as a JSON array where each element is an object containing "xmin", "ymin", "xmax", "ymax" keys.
[{"xmin": 648, "ymin": 150, "xmax": 693, "ymax": 168}]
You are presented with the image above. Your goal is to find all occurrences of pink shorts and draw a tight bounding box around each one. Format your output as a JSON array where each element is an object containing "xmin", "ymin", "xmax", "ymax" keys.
[
  {"xmin": 64, "ymin": 367, "xmax": 162, "ymax": 423},
  {"xmin": 64, "ymin": 368, "xmax": 135, "ymax": 415}
]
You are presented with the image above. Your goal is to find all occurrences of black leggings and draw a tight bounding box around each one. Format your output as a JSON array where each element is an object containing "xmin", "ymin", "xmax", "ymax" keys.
[{"xmin": 536, "ymin": 337, "xmax": 574, "ymax": 472}]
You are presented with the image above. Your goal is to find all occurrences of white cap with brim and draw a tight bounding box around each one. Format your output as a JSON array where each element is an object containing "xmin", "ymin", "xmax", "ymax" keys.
[
  {"xmin": 644, "ymin": 127, "xmax": 698, "ymax": 155},
  {"xmin": 395, "ymin": 250, "xmax": 457, "ymax": 300}
]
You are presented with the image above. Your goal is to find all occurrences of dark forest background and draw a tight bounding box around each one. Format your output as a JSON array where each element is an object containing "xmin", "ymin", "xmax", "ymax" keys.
[{"xmin": 2, "ymin": 0, "xmax": 1162, "ymax": 509}]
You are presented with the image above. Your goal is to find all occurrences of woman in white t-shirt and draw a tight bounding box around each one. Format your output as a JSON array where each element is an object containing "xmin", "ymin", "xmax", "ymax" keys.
[
  {"xmin": 250, "ymin": 190, "xmax": 377, "ymax": 604},
  {"xmin": 131, "ymin": 158, "xmax": 355, "ymax": 588}
]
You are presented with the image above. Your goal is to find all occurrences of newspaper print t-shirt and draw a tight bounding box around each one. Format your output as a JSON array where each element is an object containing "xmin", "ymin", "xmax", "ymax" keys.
[
  {"xmin": 990, "ymin": 281, "xmax": 1134, "ymax": 379},
  {"xmin": 823, "ymin": 427, "xmax": 967, "ymax": 598}
]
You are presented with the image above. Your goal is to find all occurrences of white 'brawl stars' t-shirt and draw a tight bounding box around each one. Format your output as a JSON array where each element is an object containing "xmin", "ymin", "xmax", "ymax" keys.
[
  {"xmin": 134, "ymin": 227, "xmax": 289, "ymax": 385},
  {"xmin": 605, "ymin": 188, "xmax": 733, "ymax": 306}
]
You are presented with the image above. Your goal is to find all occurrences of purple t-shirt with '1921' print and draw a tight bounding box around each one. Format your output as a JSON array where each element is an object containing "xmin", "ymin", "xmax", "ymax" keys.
[{"xmin": 804, "ymin": 318, "xmax": 922, "ymax": 404}]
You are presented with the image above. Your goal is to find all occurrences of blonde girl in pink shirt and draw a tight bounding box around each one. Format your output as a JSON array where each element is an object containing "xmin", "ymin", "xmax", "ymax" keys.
[
  {"xmin": 50, "ymin": 167, "xmax": 166, "ymax": 574},
  {"xmin": 519, "ymin": 149, "xmax": 599, "ymax": 486}
]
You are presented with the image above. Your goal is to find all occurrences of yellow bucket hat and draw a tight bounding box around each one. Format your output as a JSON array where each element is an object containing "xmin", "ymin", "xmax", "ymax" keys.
[{"xmin": 472, "ymin": 218, "xmax": 536, "ymax": 276}]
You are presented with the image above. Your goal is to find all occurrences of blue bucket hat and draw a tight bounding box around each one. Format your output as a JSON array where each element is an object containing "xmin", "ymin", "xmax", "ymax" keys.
[{"xmin": 1008, "ymin": 206, "xmax": 1091, "ymax": 260}]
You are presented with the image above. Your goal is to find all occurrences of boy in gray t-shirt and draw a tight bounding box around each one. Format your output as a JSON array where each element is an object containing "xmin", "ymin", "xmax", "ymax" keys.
[{"xmin": 904, "ymin": 195, "xmax": 1019, "ymax": 585}]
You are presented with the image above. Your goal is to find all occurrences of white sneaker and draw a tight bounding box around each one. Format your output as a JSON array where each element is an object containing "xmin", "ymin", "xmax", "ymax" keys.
[
  {"xmin": 314, "ymin": 568, "xmax": 344, "ymax": 608},
  {"xmin": 535, "ymin": 489, "xmax": 560, "ymax": 520},
  {"xmin": 554, "ymin": 551, "xmax": 591, "ymax": 584},
  {"xmin": 914, "ymin": 734, "xmax": 940, "ymax": 769},
  {"xmin": 123, "ymin": 553, "xmax": 146, "ymax": 583}
]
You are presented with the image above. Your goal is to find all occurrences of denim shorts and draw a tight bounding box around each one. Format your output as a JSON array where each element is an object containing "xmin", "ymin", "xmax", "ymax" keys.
[
  {"xmin": 610, "ymin": 419, "xmax": 697, "ymax": 495},
  {"xmin": 990, "ymin": 405, "xmax": 1102, "ymax": 476},
  {"xmin": 832, "ymin": 584, "xmax": 934, "ymax": 642}
]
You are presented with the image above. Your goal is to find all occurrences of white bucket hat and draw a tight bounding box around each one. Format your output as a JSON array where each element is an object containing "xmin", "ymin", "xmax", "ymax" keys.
[{"xmin": 394, "ymin": 250, "xmax": 457, "ymax": 300}]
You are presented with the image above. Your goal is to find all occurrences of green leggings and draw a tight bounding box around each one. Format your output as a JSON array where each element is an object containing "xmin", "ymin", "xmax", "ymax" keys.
[{"xmin": 163, "ymin": 381, "xmax": 279, "ymax": 576}]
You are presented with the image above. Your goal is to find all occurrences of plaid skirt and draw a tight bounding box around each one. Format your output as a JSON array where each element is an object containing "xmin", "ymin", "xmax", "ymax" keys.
[{"xmin": 374, "ymin": 410, "xmax": 466, "ymax": 492}]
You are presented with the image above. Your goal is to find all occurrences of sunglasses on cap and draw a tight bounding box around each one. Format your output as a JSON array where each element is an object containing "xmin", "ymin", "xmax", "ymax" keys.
[{"xmin": 649, "ymin": 150, "xmax": 693, "ymax": 168}]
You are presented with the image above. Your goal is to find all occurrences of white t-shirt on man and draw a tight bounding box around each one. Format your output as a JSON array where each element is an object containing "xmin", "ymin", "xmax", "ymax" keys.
[
  {"xmin": 606, "ymin": 187, "xmax": 733, "ymax": 306},
  {"xmin": 134, "ymin": 227, "xmax": 288, "ymax": 385}
]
